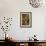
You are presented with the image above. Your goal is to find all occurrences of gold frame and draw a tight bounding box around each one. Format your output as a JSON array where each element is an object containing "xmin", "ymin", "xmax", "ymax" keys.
[{"xmin": 20, "ymin": 12, "xmax": 32, "ymax": 28}]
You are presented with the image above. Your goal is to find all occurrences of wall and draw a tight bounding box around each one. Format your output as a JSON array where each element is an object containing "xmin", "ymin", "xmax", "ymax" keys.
[{"xmin": 0, "ymin": 0, "xmax": 46, "ymax": 40}]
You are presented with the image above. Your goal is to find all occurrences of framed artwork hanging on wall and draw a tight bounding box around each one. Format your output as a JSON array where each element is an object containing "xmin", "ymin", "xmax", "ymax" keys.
[{"xmin": 20, "ymin": 12, "xmax": 32, "ymax": 28}]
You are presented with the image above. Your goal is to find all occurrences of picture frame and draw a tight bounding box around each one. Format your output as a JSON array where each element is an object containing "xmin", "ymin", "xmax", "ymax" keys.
[{"xmin": 20, "ymin": 12, "xmax": 32, "ymax": 28}]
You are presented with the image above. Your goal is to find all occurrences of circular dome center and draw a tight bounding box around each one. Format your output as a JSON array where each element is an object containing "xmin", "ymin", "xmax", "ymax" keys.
[{"xmin": 29, "ymin": 0, "xmax": 44, "ymax": 8}]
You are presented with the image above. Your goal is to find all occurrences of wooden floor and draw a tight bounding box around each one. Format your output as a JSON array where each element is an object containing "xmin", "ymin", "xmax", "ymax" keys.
[
  {"xmin": 0, "ymin": 43, "xmax": 16, "ymax": 46},
  {"xmin": 0, "ymin": 41, "xmax": 16, "ymax": 46}
]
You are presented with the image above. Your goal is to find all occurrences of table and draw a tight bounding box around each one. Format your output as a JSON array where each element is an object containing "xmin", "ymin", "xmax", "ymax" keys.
[{"xmin": 5, "ymin": 39, "xmax": 46, "ymax": 46}]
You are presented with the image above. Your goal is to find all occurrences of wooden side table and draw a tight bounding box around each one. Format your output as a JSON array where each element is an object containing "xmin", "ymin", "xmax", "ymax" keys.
[
  {"xmin": 38, "ymin": 43, "xmax": 46, "ymax": 46},
  {"xmin": 16, "ymin": 43, "xmax": 28, "ymax": 46}
]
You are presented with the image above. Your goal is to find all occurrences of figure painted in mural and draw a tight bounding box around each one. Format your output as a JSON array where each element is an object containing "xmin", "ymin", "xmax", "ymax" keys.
[{"xmin": 22, "ymin": 14, "xmax": 29, "ymax": 25}]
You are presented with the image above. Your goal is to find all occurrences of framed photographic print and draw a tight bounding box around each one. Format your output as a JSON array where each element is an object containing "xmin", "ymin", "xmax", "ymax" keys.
[{"xmin": 20, "ymin": 12, "xmax": 32, "ymax": 28}]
